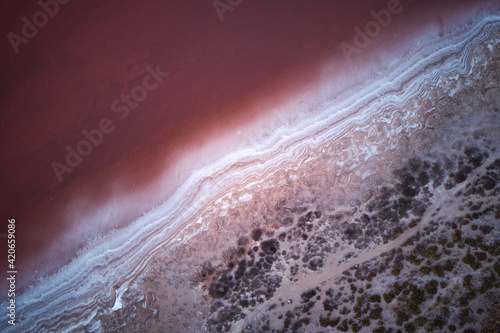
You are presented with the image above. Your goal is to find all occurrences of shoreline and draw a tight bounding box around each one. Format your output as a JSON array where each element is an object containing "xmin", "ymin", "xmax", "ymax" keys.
[{"xmin": 2, "ymin": 10, "xmax": 499, "ymax": 331}]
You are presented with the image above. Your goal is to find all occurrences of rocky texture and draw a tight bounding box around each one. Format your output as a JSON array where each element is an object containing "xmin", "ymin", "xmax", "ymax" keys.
[{"xmin": 89, "ymin": 26, "xmax": 500, "ymax": 333}]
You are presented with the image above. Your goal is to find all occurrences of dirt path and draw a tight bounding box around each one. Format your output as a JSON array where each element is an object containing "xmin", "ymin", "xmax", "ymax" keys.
[{"xmin": 237, "ymin": 158, "xmax": 496, "ymax": 329}]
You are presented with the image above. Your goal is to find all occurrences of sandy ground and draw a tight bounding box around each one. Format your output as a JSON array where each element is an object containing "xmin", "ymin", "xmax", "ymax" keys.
[
  {"xmin": 98, "ymin": 25, "xmax": 500, "ymax": 332},
  {"xmin": 1, "ymin": 3, "xmax": 499, "ymax": 333}
]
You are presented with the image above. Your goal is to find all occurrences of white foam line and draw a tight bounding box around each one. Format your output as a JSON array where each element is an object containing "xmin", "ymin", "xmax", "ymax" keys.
[{"xmin": 2, "ymin": 15, "xmax": 499, "ymax": 333}]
